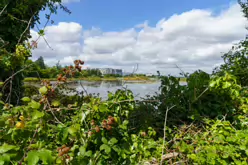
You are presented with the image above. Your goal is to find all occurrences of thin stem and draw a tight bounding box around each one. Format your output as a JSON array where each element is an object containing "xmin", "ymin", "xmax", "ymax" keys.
[{"xmin": 160, "ymin": 105, "xmax": 176, "ymax": 165}]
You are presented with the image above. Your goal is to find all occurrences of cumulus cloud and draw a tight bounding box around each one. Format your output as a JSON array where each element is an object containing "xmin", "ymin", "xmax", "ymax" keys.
[
  {"xmin": 30, "ymin": 3, "xmax": 247, "ymax": 75},
  {"xmin": 62, "ymin": 0, "xmax": 80, "ymax": 4}
]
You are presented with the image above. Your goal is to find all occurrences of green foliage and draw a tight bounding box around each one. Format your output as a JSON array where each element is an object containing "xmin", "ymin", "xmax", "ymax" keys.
[
  {"xmin": 175, "ymin": 119, "xmax": 248, "ymax": 164},
  {"xmin": 35, "ymin": 56, "xmax": 46, "ymax": 69},
  {"xmin": 2, "ymin": 0, "xmax": 248, "ymax": 164},
  {"xmin": 0, "ymin": 0, "xmax": 70, "ymax": 105},
  {"xmin": 0, "ymin": 88, "xmax": 163, "ymax": 164}
]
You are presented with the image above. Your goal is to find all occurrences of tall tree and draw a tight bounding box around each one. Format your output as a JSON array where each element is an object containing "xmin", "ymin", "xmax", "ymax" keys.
[
  {"xmin": 0, "ymin": 0, "xmax": 70, "ymax": 105},
  {"xmin": 35, "ymin": 56, "xmax": 46, "ymax": 69}
]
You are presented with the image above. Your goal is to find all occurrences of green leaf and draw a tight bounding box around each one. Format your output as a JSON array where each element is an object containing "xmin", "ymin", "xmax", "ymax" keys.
[
  {"xmin": 68, "ymin": 127, "xmax": 77, "ymax": 136},
  {"xmin": 79, "ymin": 146, "xmax": 86, "ymax": 156},
  {"xmin": 26, "ymin": 151, "xmax": 39, "ymax": 165},
  {"xmin": 0, "ymin": 143, "xmax": 19, "ymax": 154},
  {"xmin": 112, "ymin": 146, "xmax": 120, "ymax": 153},
  {"xmin": 100, "ymin": 144, "xmax": 111, "ymax": 154},
  {"xmin": 39, "ymin": 86, "xmax": 48, "ymax": 95},
  {"xmin": 38, "ymin": 29, "xmax": 45, "ymax": 36},
  {"xmin": 0, "ymin": 82, "xmax": 4, "ymax": 87},
  {"xmin": 108, "ymin": 138, "xmax": 118, "ymax": 145},
  {"xmin": 240, "ymin": 145, "xmax": 246, "ymax": 150},
  {"xmin": 32, "ymin": 110, "xmax": 44, "ymax": 120},
  {"xmin": 38, "ymin": 149, "xmax": 53, "ymax": 164},
  {"xmin": 29, "ymin": 100, "xmax": 41, "ymax": 109},
  {"xmin": 101, "ymin": 137, "xmax": 108, "ymax": 144},
  {"xmin": 0, "ymin": 155, "xmax": 10, "ymax": 165},
  {"xmin": 99, "ymin": 104, "xmax": 108, "ymax": 112},
  {"xmin": 222, "ymin": 82, "xmax": 231, "ymax": 89},
  {"xmin": 21, "ymin": 97, "xmax": 31, "ymax": 102},
  {"xmin": 51, "ymin": 100, "xmax": 60, "ymax": 107},
  {"xmin": 93, "ymin": 105, "xmax": 98, "ymax": 111},
  {"xmin": 85, "ymin": 150, "xmax": 92, "ymax": 157},
  {"xmin": 209, "ymin": 81, "xmax": 216, "ymax": 88}
]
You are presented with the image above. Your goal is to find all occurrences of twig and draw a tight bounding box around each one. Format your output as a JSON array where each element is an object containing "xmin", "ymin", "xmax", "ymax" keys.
[
  {"xmin": 18, "ymin": 127, "xmax": 39, "ymax": 165},
  {"xmin": 122, "ymin": 63, "xmax": 139, "ymax": 87},
  {"xmin": 79, "ymin": 81, "xmax": 88, "ymax": 96},
  {"xmin": 5, "ymin": 71, "xmax": 13, "ymax": 103},
  {"xmin": 7, "ymin": 14, "xmax": 29, "ymax": 24},
  {"xmin": 193, "ymin": 87, "xmax": 209, "ymax": 103},
  {"xmin": 0, "ymin": 3, "xmax": 8, "ymax": 16},
  {"xmin": 160, "ymin": 105, "xmax": 176, "ymax": 165},
  {"xmin": 45, "ymin": 100, "xmax": 64, "ymax": 125},
  {"xmin": 3, "ymin": 63, "xmax": 34, "ymax": 88},
  {"xmin": 18, "ymin": 12, "xmax": 37, "ymax": 44},
  {"xmin": 34, "ymin": 11, "xmax": 53, "ymax": 50}
]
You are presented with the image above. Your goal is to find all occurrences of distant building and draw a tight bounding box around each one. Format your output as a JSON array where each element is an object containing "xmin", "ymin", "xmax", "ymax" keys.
[
  {"xmin": 99, "ymin": 68, "xmax": 113, "ymax": 75},
  {"xmin": 114, "ymin": 69, "xmax": 122, "ymax": 76},
  {"xmin": 99, "ymin": 68, "xmax": 123, "ymax": 76},
  {"xmin": 145, "ymin": 73, "xmax": 153, "ymax": 76}
]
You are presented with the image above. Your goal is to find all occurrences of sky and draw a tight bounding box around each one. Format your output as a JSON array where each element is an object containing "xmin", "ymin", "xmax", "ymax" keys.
[{"xmin": 30, "ymin": 0, "xmax": 248, "ymax": 75}]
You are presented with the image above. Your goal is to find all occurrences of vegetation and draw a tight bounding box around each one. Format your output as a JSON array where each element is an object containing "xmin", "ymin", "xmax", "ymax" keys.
[
  {"xmin": 23, "ymin": 59, "xmax": 156, "ymax": 82},
  {"xmin": 1, "ymin": 0, "xmax": 248, "ymax": 164}
]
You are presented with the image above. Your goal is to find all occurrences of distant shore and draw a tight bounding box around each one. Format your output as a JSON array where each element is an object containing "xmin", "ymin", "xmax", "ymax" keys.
[
  {"xmin": 24, "ymin": 76, "xmax": 187, "ymax": 83},
  {"xmin": 24, "ymin": 76, "xmax": 158, "ymax": 83}
]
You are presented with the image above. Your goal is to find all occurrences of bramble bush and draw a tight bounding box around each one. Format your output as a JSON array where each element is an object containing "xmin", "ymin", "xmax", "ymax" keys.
[{"xmin": 1, "ymin": 0, "xmax": 248, "ymax": 164}]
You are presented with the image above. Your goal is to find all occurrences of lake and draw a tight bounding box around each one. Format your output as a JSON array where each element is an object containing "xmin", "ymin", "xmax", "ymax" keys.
[{"xmin": 26, "ymin": 80, "xmax": 187, "ymax": 100}]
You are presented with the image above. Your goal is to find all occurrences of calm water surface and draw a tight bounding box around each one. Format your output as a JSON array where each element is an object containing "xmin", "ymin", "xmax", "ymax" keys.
[
  {"xmin": 26, "ymin": 80, "xmax": 187, "ymax": 100},
  {"xmin": 75, "ymin": 80, "xmax": 161, "ymax": 99}
]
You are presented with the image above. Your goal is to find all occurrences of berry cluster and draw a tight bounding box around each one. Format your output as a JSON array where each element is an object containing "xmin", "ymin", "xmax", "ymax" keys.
[
  {"xmin": 57, "ymin": 145, "xmax": 71, "ymax": 157},
  {"xmin": 88, "ymin": 116, "xmax": 116, "ymax": 137},
  {"xmin": 39, "ymin": 59, "xmax": 84, "ymax": 105},
  {"xmin": 102, "ymin": 116, "xmax": 115, "ymax": 131},
  {"xmin": 57, "ymin": 60, "xmax": 84, "ymax": 81},
  {"xmin": 39, "ymin": 80, "xmax": 54, "ymax": 104},
  {"xmin": 74, "ymin": 60, "xmax": 84, "ymax": 72}
]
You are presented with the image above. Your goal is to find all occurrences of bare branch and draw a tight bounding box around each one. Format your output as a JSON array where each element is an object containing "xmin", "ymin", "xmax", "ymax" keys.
[
  {"xmin": 79, "ymin": 81, "xmax": 88, "ymax": 96},
  {"xmin": 18, "ymin": 12, "xmax": 37, "ymax": 44},
  {"xmin": 34, "ymin": 11, "xmax": 53, "ymax": 50},
  {"xmin": 122, "ymin": 63, "xmax": 139, "ymax": 87},
  {"xmin": 3, "ymin": 63, "xmax": 34, "ymax": 85},
  {"xmin": 0, "ymin": 3, "xmax": 8, "ymax": 16},
  {"xmin": 45, "ymin": 99, "xmax": 64, "ymax": 125},
  {"xmin": 160, "ymin": 105, "xmax": 176, "ymax": 165},
  {"xmin": 175, "ymin": 64, "xmax": 187, "ymax": 78},
  {"xmin": 7, "ymin": 14, "xmax": 29, "ymax": 24},
  {"xmin": 5, "ymin": 71, "xmax": 13, "ymax": 103}
]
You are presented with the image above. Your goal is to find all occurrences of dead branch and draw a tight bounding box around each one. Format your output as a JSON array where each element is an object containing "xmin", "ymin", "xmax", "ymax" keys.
[
  {"xmin": 160, "ymin": 105, "xmax": 176, "ymax": 165},
  {"xmin": 0, "ymin": 3, "xmax": 8, "ymax": 16},
  {"xmin": 18, "ymin": 12, "xmax": 37, "ymax": 44}
]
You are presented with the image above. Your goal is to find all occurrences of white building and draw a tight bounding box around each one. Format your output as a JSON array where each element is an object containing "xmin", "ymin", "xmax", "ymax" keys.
[{"xmin": 99, "ymin": 68, "xmax": 123, "ymax": 75}]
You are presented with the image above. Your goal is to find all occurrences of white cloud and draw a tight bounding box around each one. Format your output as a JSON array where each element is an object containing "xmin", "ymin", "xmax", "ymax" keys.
[
  {"xmin": 62, "ymin": 0, "xmax": 80, "ymax": 4},
  {"xmin": 30, "ymin": 3, "xmax": 247, "ymax": 75}
]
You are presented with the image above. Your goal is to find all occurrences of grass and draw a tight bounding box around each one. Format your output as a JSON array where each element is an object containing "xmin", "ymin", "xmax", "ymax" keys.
[
  {"xmin": 123, "ymin": 76, "xmax": 150, "ymax": 81},
  {"xmin": 179, "ymin": 77, "xmax": 187, "ymax": 82}
]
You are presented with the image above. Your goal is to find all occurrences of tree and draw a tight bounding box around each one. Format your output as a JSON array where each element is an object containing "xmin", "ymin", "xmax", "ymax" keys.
[
  {"xmin": 0, "ymin": 0, "xmax": 70, "ymax": 105},
  {"xmin": 213, "ymin": 0, "xmax": 248, "ymax": 86},
  {"xmin": 56, "ymin": 60, "xmax": 62, "ymax": 70},
  {"xmin": 35, "ymin": 56, "xmax": 46, "ymax": 69}
]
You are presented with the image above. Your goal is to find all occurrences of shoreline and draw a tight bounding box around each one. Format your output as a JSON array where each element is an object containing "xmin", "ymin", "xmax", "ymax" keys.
[{"xmin": 23, "ymin": 77, "xmax": 160, "ymax": 83}]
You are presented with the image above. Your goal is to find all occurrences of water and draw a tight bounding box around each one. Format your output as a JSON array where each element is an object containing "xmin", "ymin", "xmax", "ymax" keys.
[
  {"xmin": 26, "ymin": 80, "xmax": 187, "ymax": 100},
  {"xmin": 74, "ymin": 80, "xmax": 161, "ymax": 100}
]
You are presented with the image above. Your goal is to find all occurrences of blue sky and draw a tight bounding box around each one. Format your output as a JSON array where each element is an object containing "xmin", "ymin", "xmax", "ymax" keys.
[
  {"xmin": 32, "ymin": 0, "xmax": 247, "ymax": 74},
  {"xmin": 40, "ymin": 0, "xmax": 236, "ymax": 31}
]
